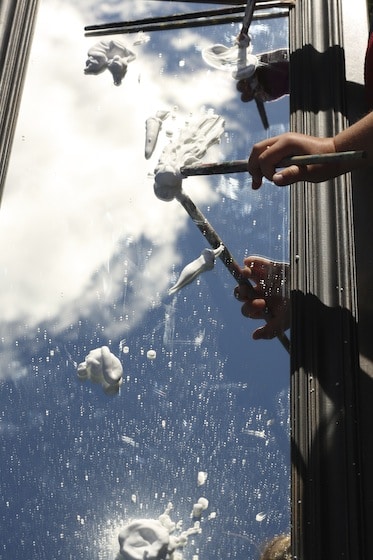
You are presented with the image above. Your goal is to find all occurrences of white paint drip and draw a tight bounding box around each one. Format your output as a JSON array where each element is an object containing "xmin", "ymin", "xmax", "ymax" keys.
[
  {"xmin": 145, "ymin": 110, "xmax": 170, "ymax": 160},
  {"xmin": 168, "ymin": 245, "xmax": 224, "ymax": 296}
]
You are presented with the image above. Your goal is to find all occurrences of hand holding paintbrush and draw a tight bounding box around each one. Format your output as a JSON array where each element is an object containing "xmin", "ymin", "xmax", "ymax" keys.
[{"xmin": 181, "ymin": 149, "xmax": 366, "ymax": 183}]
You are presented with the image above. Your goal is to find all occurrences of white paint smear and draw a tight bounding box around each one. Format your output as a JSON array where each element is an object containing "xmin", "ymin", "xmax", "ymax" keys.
[
  {"xmin": 201, "ymin": 42, "xmax": 259, "ymax": 80},
  {"xmin": 154, "ymin": 113, "xmax": 225, "ymax": 202}
]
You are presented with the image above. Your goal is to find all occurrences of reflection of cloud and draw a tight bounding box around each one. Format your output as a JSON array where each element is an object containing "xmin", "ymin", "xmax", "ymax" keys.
[
  {"xmin": 0, "ymin": 1, "xmax": 235, "ymax": 333},
  {"xmin": 217, "ymin": 176, "xmax": 240, "ymax": 201},
  {"xmin": 0, "ymin": 357, "xmax": 28, "ymax": 382}
]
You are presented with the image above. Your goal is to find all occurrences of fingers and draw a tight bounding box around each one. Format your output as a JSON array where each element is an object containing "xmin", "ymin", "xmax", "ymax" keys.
[
  {"xmin": 242, "ymin": 256, "xmax": 278, "ymax": 291},
  {"xmin": 248, "ymin": 133, "xmax": 337, "ymax": 189},
  {"xmin": 236, "ymin": 79, "xmax": 254, "ymax": 103},
  {"xmin": 241, "ymin": 297, "xmax": 267, "ymax": 320},
  {"xmin": 272, "ymin": 164, "xmax": 304, "ymax": 186},
  {"xmin": 252, "ymin": 322, "xmax": 279, "ymax": 340},
  {"xmin": 248, "ymin": 136, "xmax": 287, "ymax": 190},
  {"xmin": 240, "ymin": 296, "xmax": 283, "ymax": 339},
  {"xmin": 233, "ymin": 256, "xmax": 290, "ymax": 340},
  {"xmin": 246, "ymin": 302, "xmax": 289, "ymax": 340}
]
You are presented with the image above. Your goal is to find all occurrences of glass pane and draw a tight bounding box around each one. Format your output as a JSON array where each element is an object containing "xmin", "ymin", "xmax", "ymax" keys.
[{"xmin": 0, "ymin": 2, "xmax": 290, "ymax": 559}]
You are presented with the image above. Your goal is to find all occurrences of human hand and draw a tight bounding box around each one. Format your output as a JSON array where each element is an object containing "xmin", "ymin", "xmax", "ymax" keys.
[
  {"xmin": 248, "ymin": 132, "xmax": 338, "ymax": 189},
  {"xmin": 234, "ymin": 256, "xmax": 290, "ymax": 340}
]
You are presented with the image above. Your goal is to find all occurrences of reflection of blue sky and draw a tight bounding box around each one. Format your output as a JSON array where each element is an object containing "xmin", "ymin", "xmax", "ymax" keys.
[{"xmin": 0, "ymin": 1, "xmax": 289, "ymax": 559}]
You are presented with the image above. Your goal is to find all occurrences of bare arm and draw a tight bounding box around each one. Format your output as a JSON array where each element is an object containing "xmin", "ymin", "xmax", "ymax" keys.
[{"xmin": 248, "ymin": 111, "xmax": 373, "ymax": 189}]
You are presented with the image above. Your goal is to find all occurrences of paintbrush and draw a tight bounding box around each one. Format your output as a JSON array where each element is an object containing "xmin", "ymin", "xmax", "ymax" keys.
[
  {"xmin": 154, "ymin": 168, "xmax": 291, "ymax": 353},
  {"xmin": 180, "ymin": 150, "xmax": 366, "ymax": 177},
  {"xmin": 84, "ymin": 3, "xmax": 290, "ymax": 37}
]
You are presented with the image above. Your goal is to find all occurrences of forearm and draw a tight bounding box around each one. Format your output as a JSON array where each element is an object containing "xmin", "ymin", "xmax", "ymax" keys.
[{"xmin": 334, "ymin": 111, "xmax": 373, "ymax": 167}]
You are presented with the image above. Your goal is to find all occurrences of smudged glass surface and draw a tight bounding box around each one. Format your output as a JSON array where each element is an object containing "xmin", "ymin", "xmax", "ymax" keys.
[{"xmin": 0, "ymin": 1, "xmax": 290, "ymax": 558}]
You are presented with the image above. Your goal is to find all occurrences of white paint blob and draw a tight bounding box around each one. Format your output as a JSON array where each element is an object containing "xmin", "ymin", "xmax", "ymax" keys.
[
  {"xmin": 77, "ymin": 346, "xmax": 123, "ymax": 395},
  {"xmin": 192, "ymin": 497, "xmax": 209, "ymax": 518},
  {"xmin": 169, "ymin": 245, "xmax": 224, "ymax": 295},
  {"xmin": 84, "ymin": 39, "xmax": 136, "ymax": 86},
  {"xmin": 197, "ymin": 471, "xmax": 208, "ymax": 486},
  {"xmin": 153, "ymin": 166, "xmax": 183, "ymax": 202},
  {"xmin": 116, "ymin": 502, "xmax": 203, "ymax": 560},
  {"xmin": 118, "ymin": 519, "xmax": 170, "ymax": 560},
  {"xmin": 147, "ymin": 349, "xmax": 157, "ymax": 360},
  {"xmin": 255, "ymin": 511, "xmax": 267, "ymax": 522}
]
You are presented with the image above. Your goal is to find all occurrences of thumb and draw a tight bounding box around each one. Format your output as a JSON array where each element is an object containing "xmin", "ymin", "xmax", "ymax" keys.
[
  {"xmin": 272, "ymin": 165, "xmax": 304, "ymax": 186},
  {"xmin": 252, "ymin": 324, "xmax": 276, "ymax": 340}
]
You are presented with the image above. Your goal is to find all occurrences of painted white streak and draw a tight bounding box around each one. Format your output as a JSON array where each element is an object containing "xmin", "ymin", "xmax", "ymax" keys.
[
  {"xmin": 145, "ymin": 110, "xmax": 170, "ymax": 159},
  {"xmin": 169, "ymin": 244, "xmax": 224, "ymax": 295}
]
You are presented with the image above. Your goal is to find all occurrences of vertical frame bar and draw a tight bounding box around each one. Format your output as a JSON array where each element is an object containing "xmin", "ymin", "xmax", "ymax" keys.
[
  {"xmin": 0, "ymin": 0, "xmax": 39, "ymax": 203},
  {"xmin": 289, "ymin": 0, "xmax": 365, "ymax": 558}
]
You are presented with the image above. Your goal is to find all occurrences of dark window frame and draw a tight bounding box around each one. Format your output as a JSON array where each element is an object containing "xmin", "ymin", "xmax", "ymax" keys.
[
  {"xmin": 0, "ymin": 0, "xmax": 39, "ymax": 202},
  {"xmin": 290, "ymin": 1, "xmax": 369, "ymax": 558}
]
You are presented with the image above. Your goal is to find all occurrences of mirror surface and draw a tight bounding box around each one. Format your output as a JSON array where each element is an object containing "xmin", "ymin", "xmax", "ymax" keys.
[{"xmin": 0, "ymin": 1, "xmax": 290, "ymax": 558}]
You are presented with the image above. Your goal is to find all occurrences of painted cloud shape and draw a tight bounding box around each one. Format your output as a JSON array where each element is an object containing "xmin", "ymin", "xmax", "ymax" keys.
[{"xmin": 77, "ymin": 346, "xmax": 123, "ymax": 395}]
